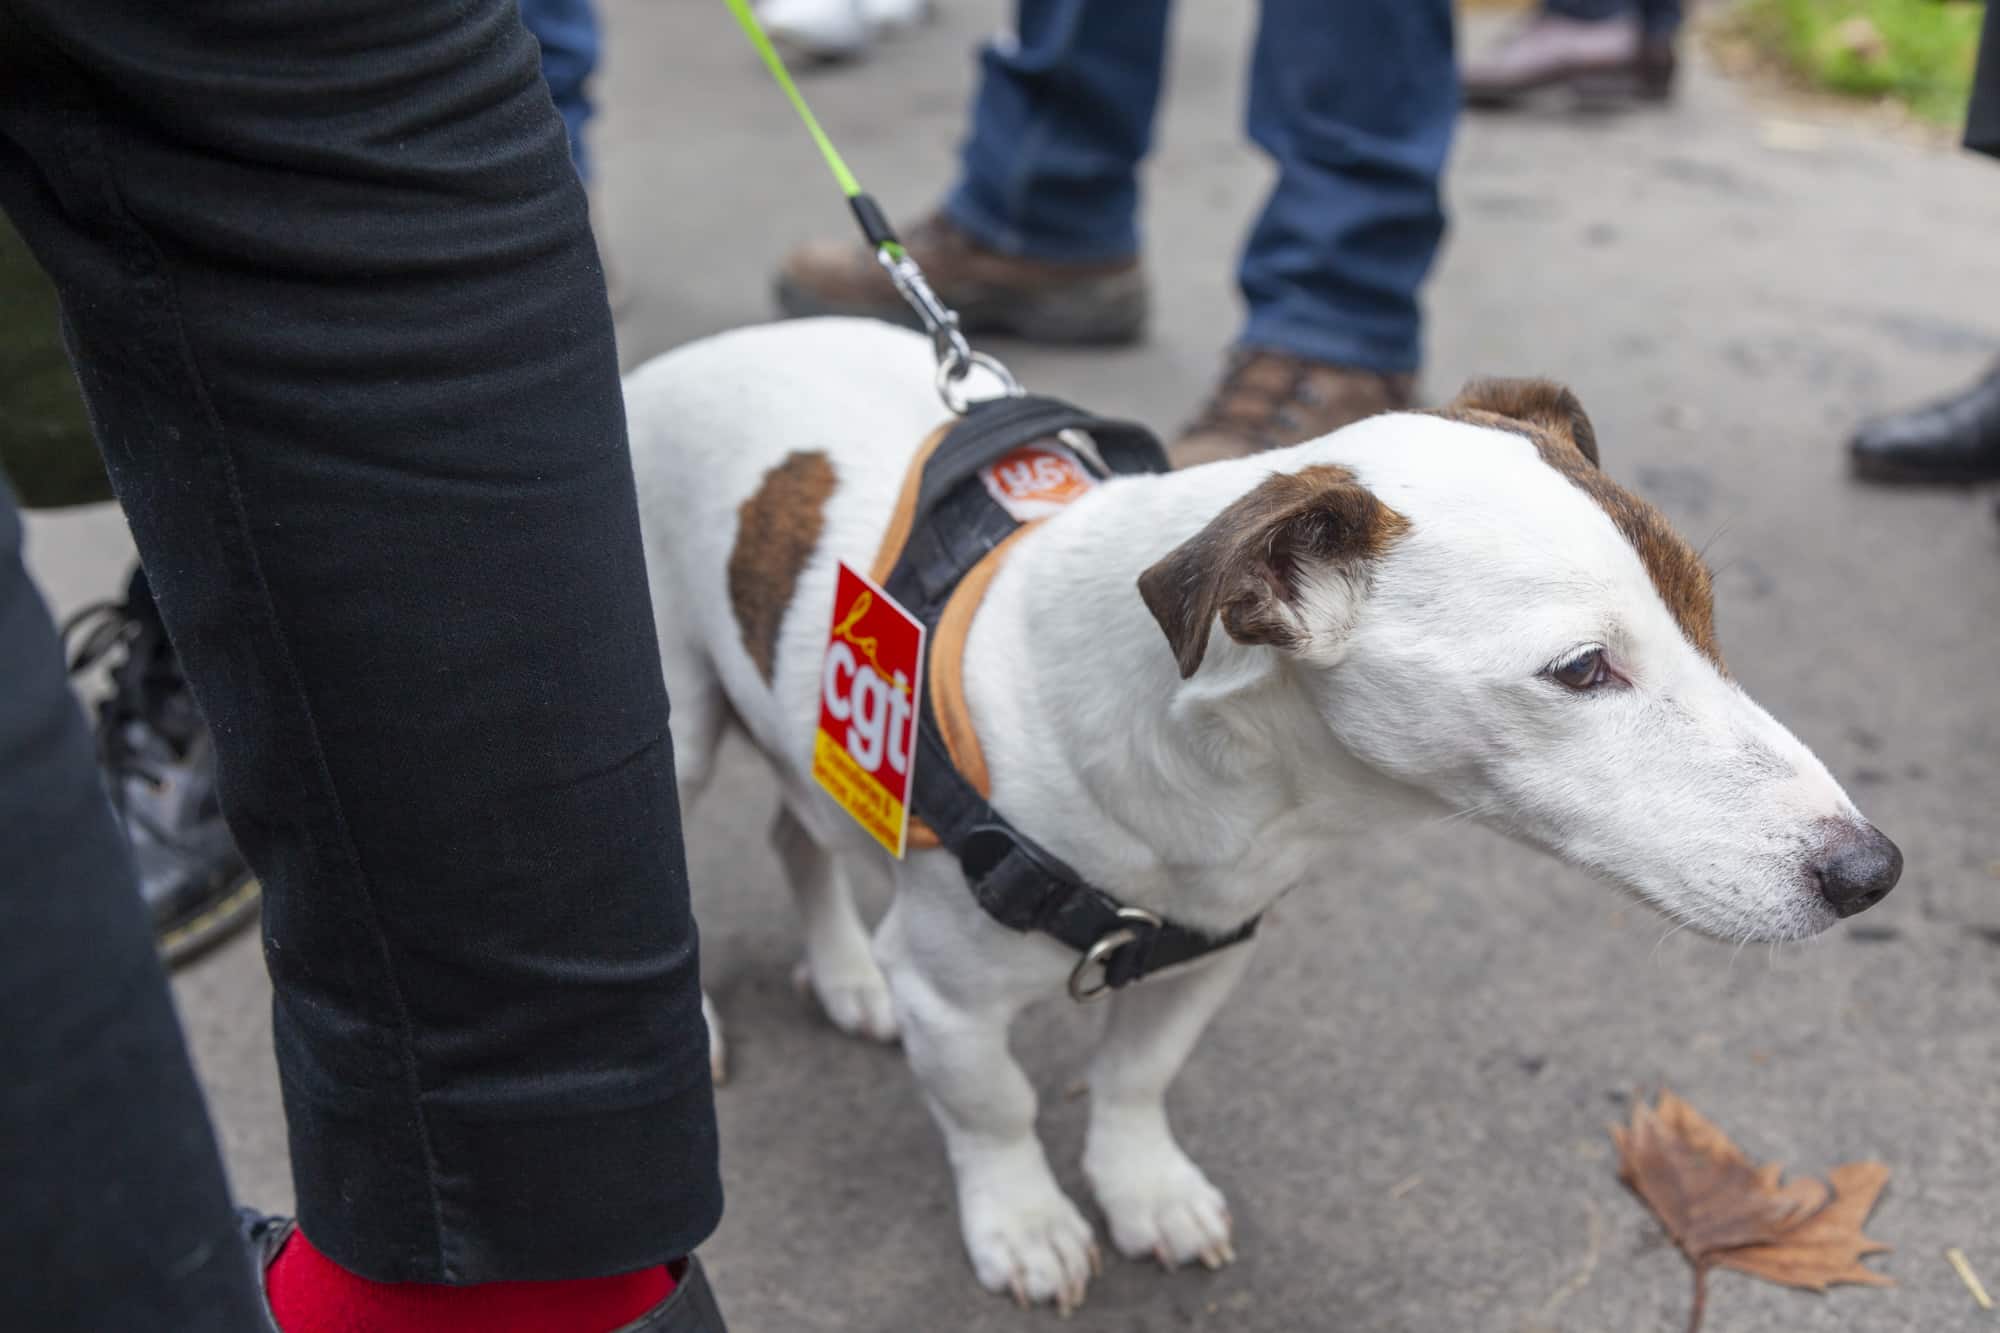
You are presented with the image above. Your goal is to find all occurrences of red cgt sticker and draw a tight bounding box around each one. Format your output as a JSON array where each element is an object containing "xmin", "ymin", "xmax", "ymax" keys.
[{"xmin": 813, "ymin": 561, "xmax": 925, "ymax": 858}]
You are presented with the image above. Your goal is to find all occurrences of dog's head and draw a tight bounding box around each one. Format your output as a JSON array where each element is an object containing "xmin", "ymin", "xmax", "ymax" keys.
[{"xmin": 1139, "ymin": 378, "xmax": 1899, "ymax": 941}]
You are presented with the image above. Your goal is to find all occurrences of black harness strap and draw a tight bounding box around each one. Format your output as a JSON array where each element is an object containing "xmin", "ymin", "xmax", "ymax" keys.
[{"xmin": 885, "ymin": 394, "xmax": 1260, "ymax": 997}]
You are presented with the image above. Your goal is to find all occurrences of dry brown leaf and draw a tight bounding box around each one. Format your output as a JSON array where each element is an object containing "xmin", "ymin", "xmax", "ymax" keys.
[
  {"xmin": 1611, "ymin": 1091, "xmax": 1891, "ymax": 1332},
  {"xmin": 1716, "ymin": 1161, "xmax": 1894, "ymax": 1292},
  {"xmin": 1613, "ymin": 1090, "xmax": 1827, "ymax": 1260}
]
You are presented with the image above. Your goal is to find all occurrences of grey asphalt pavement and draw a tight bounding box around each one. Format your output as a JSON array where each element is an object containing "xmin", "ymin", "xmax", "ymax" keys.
[{"xmin": 22, "ymin": 5, "xmax": 2000, "ymax": 1331}]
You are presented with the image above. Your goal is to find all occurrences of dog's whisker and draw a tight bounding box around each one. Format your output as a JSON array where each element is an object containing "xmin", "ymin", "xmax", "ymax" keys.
[
  {"xmin": 1727, "ymin": 935, "xmax": 1750, "ymax": 977},
  {"xmin": 1649, "ymin": 918, "xmax": 1693, "ymax": 965},
  {"xmin": 1433, "ymin": 800, "xmax": 1504, "ymax": 828},
  {"xmin": 1697, "ymin": 516, "xmax": 1738, "ymax": 562}
]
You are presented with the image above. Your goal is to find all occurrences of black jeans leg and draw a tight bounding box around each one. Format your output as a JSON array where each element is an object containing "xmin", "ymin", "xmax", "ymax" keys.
[
  {"xmin": 0, "ymin": 0, "xmax": 719, "ymax": 1283},
  {"xmin": 0, "ymin": 483, "xmax": 265, "ymax": 1331}
]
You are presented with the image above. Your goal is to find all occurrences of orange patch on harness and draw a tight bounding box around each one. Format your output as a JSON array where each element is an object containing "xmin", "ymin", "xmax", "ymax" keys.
[{"xmin": 978, "ymin": 440, "xmax": 1097, "ymax": 520}]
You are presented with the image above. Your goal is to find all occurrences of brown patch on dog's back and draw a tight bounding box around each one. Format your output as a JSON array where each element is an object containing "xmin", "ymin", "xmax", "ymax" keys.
[
  {"xmin": 729, "ymin": 450, "xmax": 837, "ymax": 682},
  {"xmin": 1431, "ymin": 380, "xmax": 1723, "ymax": 667}
]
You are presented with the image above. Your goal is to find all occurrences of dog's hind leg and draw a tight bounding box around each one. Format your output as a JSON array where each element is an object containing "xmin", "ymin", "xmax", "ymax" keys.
[
  {"xmin": 771, "ymin": 802, "xmax": 898, "ymax": 1043},
  {"xmin": 1083, "ymin": 939, "xmax": 1257, "ymax": 1272},
  {"xmin": 874, "ymin": 875, "xmax": 1100, "ymax": 1312}
]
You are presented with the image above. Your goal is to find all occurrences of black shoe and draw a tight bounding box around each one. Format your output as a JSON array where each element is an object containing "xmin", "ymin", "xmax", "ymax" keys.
[
  {"xmin": 239, "ymin": 1212, "xmax": 730, "ymax": 1332},
  {"xmin": 1849, "ymin": 364, "xmax": 2000, "ymax": 483},
  {"xmin": 64, "ymin": 569, "xmax": 259, "ymax": 965}
]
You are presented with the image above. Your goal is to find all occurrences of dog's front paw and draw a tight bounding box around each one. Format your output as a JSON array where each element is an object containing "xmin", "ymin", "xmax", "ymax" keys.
[
  {"xmin": 960, "ymin": 1172, "xmax": 1102, "ymax": 1313},
  {"xmin": 790, "ymin": 958, "xmax": 899, "ymax": 1043},
  {"xmin": 1089, "ymin": 1146, "xmax": 1235, "ymax": 1272}
]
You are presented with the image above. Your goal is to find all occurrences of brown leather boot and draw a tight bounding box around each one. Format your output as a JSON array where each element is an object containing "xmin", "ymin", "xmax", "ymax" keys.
[
  {"xmin": 773, "ymin": 213, "xmax": 1147, "ymax": 344},
  {"xmin": 1171, "ymin": 348, "xmax": 1415, "ymax": 468},
  {"xmin": 1462, "ymin": 14, "xmax": 1675, "ymax": 108}
]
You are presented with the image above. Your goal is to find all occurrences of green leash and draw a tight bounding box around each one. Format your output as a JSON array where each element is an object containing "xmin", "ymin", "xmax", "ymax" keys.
[{"xmin": 721, "ymin": 0, "xmax": 1019, "ymax": 411}]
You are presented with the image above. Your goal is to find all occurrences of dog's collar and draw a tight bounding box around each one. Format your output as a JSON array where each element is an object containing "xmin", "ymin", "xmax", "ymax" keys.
[{"xmin": 869, "ymin": 394, "xmax": 1260, "ymax": 999}]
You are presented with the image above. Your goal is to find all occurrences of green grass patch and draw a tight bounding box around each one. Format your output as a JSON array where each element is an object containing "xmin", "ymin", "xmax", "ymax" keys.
[{"xmin": 1732, "ymin": 0, "xmax": 1985, "ymax": 124}]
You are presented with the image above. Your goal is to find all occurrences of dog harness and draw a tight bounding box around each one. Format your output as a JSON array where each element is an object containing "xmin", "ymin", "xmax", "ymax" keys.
[{"xmin": 870, "ymin": 394, "xmax": 1261, "ymax": 999}]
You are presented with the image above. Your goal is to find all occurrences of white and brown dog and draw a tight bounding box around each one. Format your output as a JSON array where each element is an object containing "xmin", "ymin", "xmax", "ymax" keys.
[{"xmin": 625, "ymin": 318, "xmax": 1900, "ymax": 1312}]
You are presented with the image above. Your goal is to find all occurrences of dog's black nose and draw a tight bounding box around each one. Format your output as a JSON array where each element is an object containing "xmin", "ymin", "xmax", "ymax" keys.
[{"xmin": 1814, "ymin": 823, "xmax": 1902, "ymax": 918}]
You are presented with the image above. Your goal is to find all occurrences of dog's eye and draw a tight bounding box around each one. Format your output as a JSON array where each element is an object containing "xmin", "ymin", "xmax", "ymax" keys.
[{"xmin": 1550, "ymin": 647, "xmax": 1610, "ymax": 691}]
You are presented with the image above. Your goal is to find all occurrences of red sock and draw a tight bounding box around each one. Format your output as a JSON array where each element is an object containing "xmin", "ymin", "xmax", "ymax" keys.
[{"xmin": 266, "ymin": 1227, "xmax": 675, "ymax": 1333}]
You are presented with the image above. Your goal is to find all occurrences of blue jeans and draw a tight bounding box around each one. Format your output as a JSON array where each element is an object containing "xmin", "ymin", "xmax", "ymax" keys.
[
  {"xmin": 1546, "ymin": 0, "xmax": 1683, "ymax": 37},
  {"xmin": 522, "ymin": 0, "xmax": 600, "ymax": 181},
  {"xmin": 946, "ymin": 0, "xmax": 1457, "ymax": 374}
]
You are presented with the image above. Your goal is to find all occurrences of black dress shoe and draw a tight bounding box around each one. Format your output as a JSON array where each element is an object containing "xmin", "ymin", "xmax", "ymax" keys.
[
  {"xmin": 64, "ymin": 568, "xmax": 259, "ymax": 964},
  {"xmin": 239, "ymin": 1212, "xmax": 731, "ymax": 1332},
  {"xmin": 1850, "ymin": 363, "xmax": 2000, "ymax": 483}
]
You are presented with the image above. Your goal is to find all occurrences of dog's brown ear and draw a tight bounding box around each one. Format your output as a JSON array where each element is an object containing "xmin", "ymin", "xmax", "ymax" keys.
[
  {"xmin": 1450, "ymin": 378, "xmax": 1600, "ymax": 467},
  {"xmin": 1138, "ymin": 466, "xmax": 1409, "ymax": 679}
]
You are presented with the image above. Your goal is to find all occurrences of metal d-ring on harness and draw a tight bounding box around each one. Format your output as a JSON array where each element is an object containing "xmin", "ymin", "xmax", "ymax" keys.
[
  {"xmin": 725, "ymin": 0, "xmax": 1260, "ymax": 995},
  {"xmin": 1071, "ymin": 908, "xmax": 1166, "ymax": 1002}
]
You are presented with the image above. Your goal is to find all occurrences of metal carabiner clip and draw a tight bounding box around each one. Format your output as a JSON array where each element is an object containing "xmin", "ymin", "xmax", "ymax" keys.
[{"xmin": 876, "ymin": 250, "xmax": 1023, "ymax": 414}]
